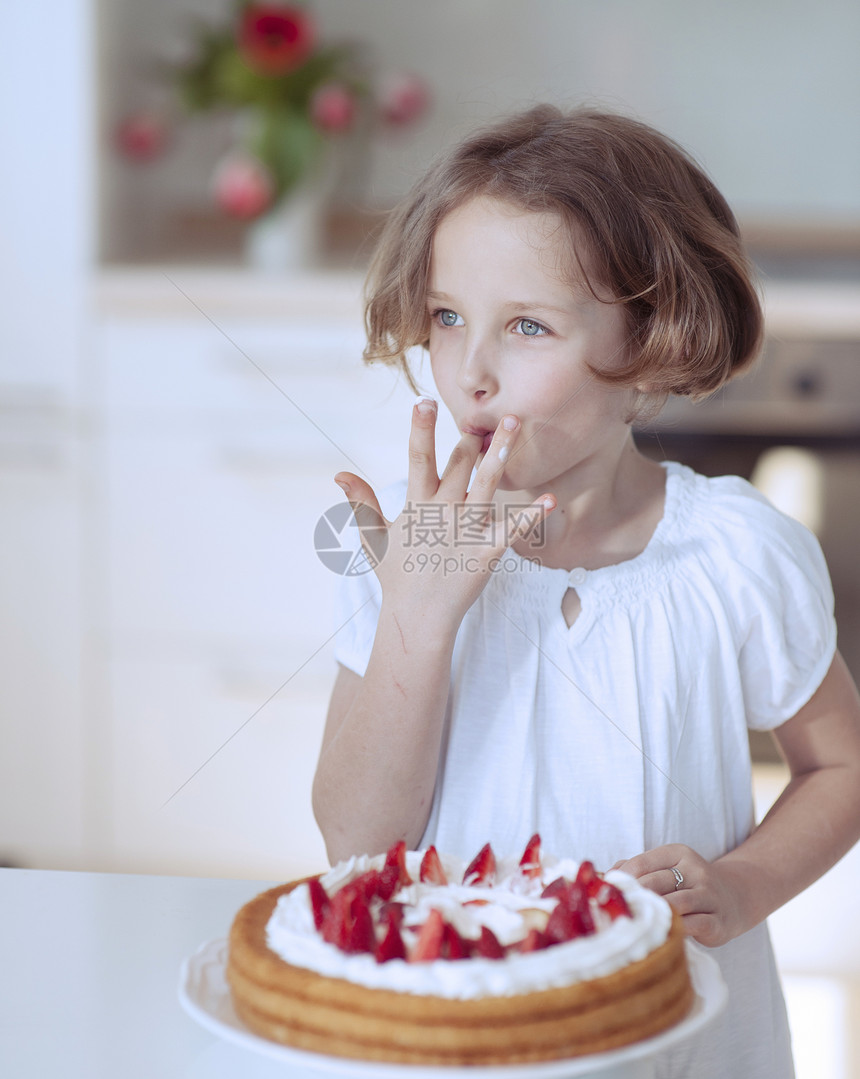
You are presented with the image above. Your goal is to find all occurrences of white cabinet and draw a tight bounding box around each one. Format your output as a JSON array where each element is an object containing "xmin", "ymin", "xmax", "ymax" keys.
[
  {"xmin": 0, "ymin": 407, "xmax": 87, "ymax": 868},
  {"xmin": 93, "ymin": 281, "xmax": 428, "ymax": 877}
]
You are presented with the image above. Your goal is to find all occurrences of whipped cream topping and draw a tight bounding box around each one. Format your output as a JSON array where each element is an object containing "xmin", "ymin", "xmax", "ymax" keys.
[{"xmin": 265, "ymin": 850, "xmax": 672, "ymax": 999}]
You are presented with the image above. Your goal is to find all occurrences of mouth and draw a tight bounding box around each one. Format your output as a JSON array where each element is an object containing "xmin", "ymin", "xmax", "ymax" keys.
[{"xmin": 462, "ymin": 424, "xmax": 495, "ymax": 455}]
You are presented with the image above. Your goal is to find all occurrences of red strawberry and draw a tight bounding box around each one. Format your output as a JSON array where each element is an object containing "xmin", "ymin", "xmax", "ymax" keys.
[
  {"xmin": 597, "ymin": 882, "xmax": 632, "ymax": 920},
  {"xmin": 575, "ymin": 860, "xmax": 603, "ymax": 899},
  {"xmin": 320, "ymin": 884, "xmax": 375, "ymax": 954},
  {"xmin": 463, "ymin": 842, "xmax": 496, "ymax": 887},
  {"xmin": 545, "ymin": 883, "xmax": 595, "ymax": 943},
  {"xmin": 307, "ymin": 877, "xmax": 330, "ymax": 930},
  {"xmin": 349, "ymin": 869, "xmax": 382, "ymax": 904},
  {"xmin": 476, "ymin": 925, "xmax": 506, "ymax": 959},
  {"xmin": 519, "ymin": 833, "xmax": 542, "ymax": 878},
  {"xmin": 442, "ymin": 922, "xmax": 469, "ymax": 960},
  {"xmin": 540, "ymin": 876, "xmax": 570, "ymax": 900},
  {"xmin": 376, "ymin": 916, "xmax": 407, "ymax": 963},
  {"xmin": 419, "ymin": 845, "xmax": 448, "ymax": 885},
  {"xmin": 380, "ymin": 901, "xmax": 405, "ymax": 928},
  {"xmin": 378, "ymin": 840, "xmax": 412, "ymax": 900},
  {"xmin": 410, "ymin": 908, "xmax": 445, "ymax": 961},
  {"xmin": 518, "ymin": 927, "xmax": 549, "ymax": 953}
]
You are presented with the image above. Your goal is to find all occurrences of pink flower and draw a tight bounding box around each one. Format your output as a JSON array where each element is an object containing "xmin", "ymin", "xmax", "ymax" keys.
[
  {"xmin": 238, "ymin": 5, "xmax": 316, "ymax": 75},
  {"xmin": 212, "ymin": 153, "xmax": 275, "ymax": 219},
  {"xmin": 310, "ymin": 83, "xmax": 357, "ymax": 133},
  {"xmin": 115, "ymin": 111, "xmax": 168, "ymax": 162},
  {"xmin": 378, "ymin": 73, "xmax": 430, "ymax": 127}
]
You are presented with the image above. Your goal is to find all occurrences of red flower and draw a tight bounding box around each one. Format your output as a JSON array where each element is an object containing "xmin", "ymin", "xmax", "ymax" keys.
[
  {"xmin": 378, "ymin": 73, "xmax": 430, "ymax": 127},
  {"xmin": 310, "ymin": 83, "xmax": 357, "ymax": 133},
  {"xmin": 238, "ymin": 5, "xmax": 316, "ymax": 75},
  {"xmin": 115, "ymin": 111, "xmax": 169, "ymax": 162},
  {"xmin": 211, "ymin": 153, "xmax": 275, "ymax": 219}
]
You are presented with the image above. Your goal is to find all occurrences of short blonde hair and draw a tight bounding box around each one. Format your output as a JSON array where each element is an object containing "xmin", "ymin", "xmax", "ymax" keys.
[{"xmin": 364, "ymin": 104, "xmax": 763, "ymax": 401}]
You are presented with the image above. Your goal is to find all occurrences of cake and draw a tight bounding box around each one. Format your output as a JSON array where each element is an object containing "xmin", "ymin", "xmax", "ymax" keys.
[{"xmin": 227, "ymin": 835, "xmax": 694, "ymax": 1065}]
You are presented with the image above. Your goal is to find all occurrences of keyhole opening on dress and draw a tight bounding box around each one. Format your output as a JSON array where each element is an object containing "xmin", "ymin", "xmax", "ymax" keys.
[{"xmin": 561, "ymin": 587, "xmax": 582, "ymax": 628}]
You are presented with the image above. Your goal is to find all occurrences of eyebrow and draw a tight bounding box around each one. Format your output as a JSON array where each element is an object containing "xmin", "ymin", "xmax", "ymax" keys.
[{"xmin": 425, "ymin": 291, "xmax": 573, "ymax": 317}]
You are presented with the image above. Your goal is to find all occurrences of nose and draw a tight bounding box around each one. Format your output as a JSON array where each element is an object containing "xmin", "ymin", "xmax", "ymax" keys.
[{"xmin": 457, "ymin": 334, "xmax": 497, "ymax": 400}]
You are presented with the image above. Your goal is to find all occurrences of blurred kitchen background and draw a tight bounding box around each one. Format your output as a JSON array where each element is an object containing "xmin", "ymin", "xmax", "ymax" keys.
[{"xmin": 2, "ymin": 2, "xmax": 859, "ymax": 1073}]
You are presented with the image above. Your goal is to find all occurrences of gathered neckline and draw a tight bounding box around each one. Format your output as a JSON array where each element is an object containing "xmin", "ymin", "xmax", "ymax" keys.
[{"xmin": 489, "ymin": 461, "xmax": 695, "ymax": 611}]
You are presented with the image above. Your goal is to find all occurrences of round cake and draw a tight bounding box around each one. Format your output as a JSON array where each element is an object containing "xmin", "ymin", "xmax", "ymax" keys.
[{"xmin": 227, "ymin": 835, "xmax": 694, "ymax": 1065}]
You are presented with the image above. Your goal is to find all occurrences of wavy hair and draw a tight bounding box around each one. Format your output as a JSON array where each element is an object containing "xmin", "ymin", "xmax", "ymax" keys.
[{"xmin": 364, "ymin": 104, "xmax": 763, "ymax": 403}]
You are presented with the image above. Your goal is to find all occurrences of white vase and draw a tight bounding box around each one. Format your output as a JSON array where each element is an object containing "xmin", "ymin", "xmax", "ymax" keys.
[{"xmin": 245, "ymin": 183, "xmax": 325, "ymax": 273}]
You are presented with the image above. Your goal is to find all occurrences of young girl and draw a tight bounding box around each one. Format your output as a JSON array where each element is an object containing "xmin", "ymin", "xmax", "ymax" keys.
[{"xmin": 312, "ymin": 105, "xmax": 860, "ymax": 1078}]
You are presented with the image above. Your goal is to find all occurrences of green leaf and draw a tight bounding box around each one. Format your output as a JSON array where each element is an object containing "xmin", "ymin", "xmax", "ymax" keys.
[{"xmin": 248, "ymin": 108, "xmax": 324, "ymax": 199}]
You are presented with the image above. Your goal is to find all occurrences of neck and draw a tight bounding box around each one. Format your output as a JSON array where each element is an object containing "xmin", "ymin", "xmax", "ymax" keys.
[{"xmin": 505, "ymin": 437, "xmax": 666, "ymax": 571}]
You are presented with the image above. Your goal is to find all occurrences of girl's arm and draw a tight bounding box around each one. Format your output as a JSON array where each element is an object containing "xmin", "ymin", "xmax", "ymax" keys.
[
  {"xmin": 615, "ymin": 651, "xmax": 860, "ymax": 947},
  {"xmin": 312, "ymin": 399, "xmax": 552, "ymax": 864}
]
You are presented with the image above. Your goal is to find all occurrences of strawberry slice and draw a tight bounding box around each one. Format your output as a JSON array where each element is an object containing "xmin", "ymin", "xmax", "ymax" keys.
[
  {"xmin": 475, "ymin": 925, "xmax": 505, "ymax": 959},
  {"xmin": 545, "ymin": 883, "xmax": 595, "ymax": 943},
  {"xmin": 575, "ymin": 860, "xmax": 603, "ymax": 899},
  {"xmin": 540, "ymin": 876, "xmax": 570, "ymax": 900},
  {"xmin": 378, "ymin": 839, "xmax": 412, "ymax": 900},
  {"xmin": 410, "ymin": 908, "xmax": 445, "ymax": 961},
  {"xmin": 519, "ymin": 833, "xmax": 542, "ymax": 878},
  {"xmin": 597, "ymin": 882, "xmax": 632, "ymax": 920},
  {"xmin": 419, "ymin": 845, "xmax": 448, "ymax": 885},
  {"xmin": 463, "ymin": 842, "xmax": 496, "ymax": 887},
  {"xmin": 376, "ymin": 916, "xmax": 407, "ymax": 963},
  {"xmin": 349, "ymin": 868, "xmax": 383, "ymax": 904},
  {"xmin": 320, "ymin": 883, "xmax": 375, "ymax": 954},
  {"xmin": 307, "ymin": 877, "xmax": 330, "ymax": 930},
  {"xmin": 379, "ymin": 901, "xmax": 405, "ymax": 928},
  {"xmin": 517, "ymin": 927, "xmax": 549, "ymax": 953},
  {"xmin": 442, "ymin": 922, "xmax": 469, "ymax": 960}
]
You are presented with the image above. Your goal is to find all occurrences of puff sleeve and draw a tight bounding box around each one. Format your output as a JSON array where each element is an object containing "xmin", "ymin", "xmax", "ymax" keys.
[{"xmin": 711, "ymin": 477, "xmax": 837, "ymax": 730}]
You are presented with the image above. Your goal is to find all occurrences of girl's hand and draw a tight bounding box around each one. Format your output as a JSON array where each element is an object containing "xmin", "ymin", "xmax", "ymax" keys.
[
  {"xmin": 612, "ymin": 844, "xmax": 753, "ymax": 948},
  {"xmin": 335, "ymin": 397, "xmax": 555, "ymax": 629}
]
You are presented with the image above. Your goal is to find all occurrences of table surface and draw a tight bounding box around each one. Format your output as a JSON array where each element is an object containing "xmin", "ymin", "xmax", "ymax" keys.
[
  {"xmin": 0, "ymin": 867, "xmax": 698, "ymax": 1079},
  {"xmin": 0, "ymin": 867, "xmax": 317, "ymax": 1079}
]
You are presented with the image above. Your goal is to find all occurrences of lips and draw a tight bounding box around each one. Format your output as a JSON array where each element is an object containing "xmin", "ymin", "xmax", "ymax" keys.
[{"xmin": 462, "ymin": 424, "xmax": 495, "ymax": 454}]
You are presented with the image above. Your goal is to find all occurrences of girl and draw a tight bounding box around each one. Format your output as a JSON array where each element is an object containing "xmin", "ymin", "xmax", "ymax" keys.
[{"xmin": 312, "ymin": 105, "xmax": 860, "ymax": 1077}]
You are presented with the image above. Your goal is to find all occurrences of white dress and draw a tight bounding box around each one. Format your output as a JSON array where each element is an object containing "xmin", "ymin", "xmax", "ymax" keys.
[{"xmin": 332, "ymin": 462, "xmax": 836, "ymax": 1078}]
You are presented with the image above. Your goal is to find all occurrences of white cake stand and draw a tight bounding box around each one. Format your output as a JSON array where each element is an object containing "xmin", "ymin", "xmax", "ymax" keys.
[{"xmin": 179, "ymin": 938, "xmax": 726, "ymax": 1079}]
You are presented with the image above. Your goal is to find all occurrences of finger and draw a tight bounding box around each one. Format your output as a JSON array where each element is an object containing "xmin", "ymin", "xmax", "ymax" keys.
[
  {"xmin": 438, "ymin": 431, "xmax": 483, "ymax": 493},
  {"xmin": 406, "ymin": 396, "xmax": 440, "ymax": 503},
  {"xmin": 504, "ymin": 494, "xmax": 556, "ymax": 550},
  {"xmin": 667, "ymin": 888, "xmax": 703, "ymax": 918},
  {"xmin": 468, "ymin": 415, "xmax": 521, "ymax": 503},
  {"xmin": 636, "ymin": 868, "xmax": 685, "ymax": 897},
  {"xmin": 614, "ymin": 845, "xmax": 685, "ymax": 880},
  {"xmin": 334, "ymin": 473, "xmax": 390, "ymax": 562}
]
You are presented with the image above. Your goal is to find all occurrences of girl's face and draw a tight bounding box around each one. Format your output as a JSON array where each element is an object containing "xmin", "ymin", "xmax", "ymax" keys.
[{"xmin": 427, "ymin": 196, "xmax": 636, "ymax": 497}]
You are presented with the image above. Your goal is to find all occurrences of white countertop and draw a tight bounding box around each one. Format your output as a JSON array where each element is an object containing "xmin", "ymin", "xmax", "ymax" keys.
[{"xmin": 0, "ymin": 868, "xmax": 314, "ymax": 1079}]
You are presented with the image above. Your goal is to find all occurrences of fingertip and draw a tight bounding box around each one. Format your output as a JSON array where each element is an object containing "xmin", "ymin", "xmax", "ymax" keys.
[
  {"xmin": 414, "ymin": 395, "xmax": 438, "ymax": 421},
  {"xmin": 538, "ymin": 493, "xmax": 557, "ymax": 512}
]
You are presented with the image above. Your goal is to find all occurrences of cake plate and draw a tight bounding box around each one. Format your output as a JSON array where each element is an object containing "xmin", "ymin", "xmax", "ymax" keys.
[{"xmin": 179, "ymin": 938, "xmax": 726, "ymax": 1079}]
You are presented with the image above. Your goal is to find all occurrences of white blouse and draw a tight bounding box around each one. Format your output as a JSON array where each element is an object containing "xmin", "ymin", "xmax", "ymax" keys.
[{"xmin": 332, "ymin": 461, "xmax": 836, "ymax": 1078}]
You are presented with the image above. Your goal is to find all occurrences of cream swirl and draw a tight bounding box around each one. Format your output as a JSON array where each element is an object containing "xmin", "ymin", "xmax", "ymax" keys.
[{"xmin": 265, "ymin": 850, "xmax": 672, "ymax": 1000}]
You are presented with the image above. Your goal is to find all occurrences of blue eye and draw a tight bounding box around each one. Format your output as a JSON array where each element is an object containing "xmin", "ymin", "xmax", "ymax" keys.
[
  {"xmin": 517, "ymin": 318, "xmax": 547, "ymax": 336},
  {"xmin": 438, "ymin": 309, "xmax": 462, "ymax": 327}
]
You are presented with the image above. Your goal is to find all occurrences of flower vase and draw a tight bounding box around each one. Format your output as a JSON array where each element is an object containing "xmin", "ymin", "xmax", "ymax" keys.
[{"xmin": 245, "ymin": 183, "xmax": 325, "ymax": 273}]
